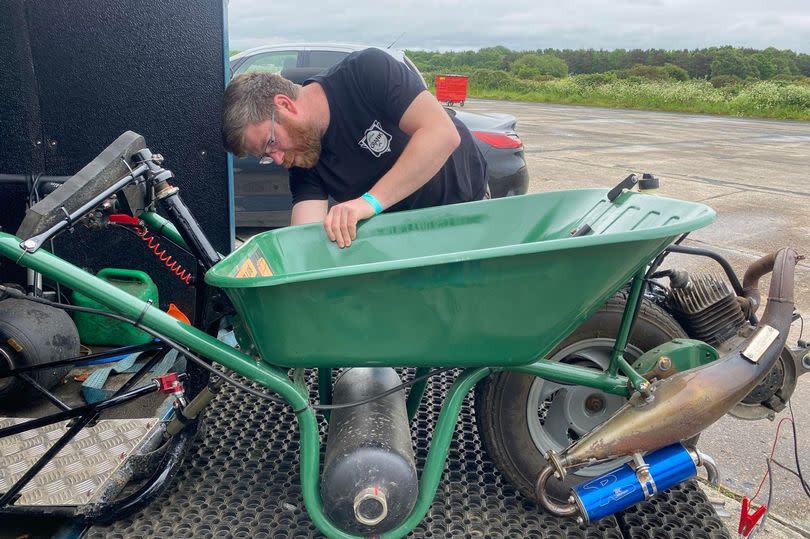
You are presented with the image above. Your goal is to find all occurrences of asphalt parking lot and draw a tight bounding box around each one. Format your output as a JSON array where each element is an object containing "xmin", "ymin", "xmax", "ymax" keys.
[{"xmin": 461, "ymin": 98, "xmax": 810, "ymax": 535}]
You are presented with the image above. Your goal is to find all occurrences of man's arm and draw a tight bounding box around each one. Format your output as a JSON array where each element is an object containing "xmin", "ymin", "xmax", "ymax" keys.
[
  {"xmin": 291, "ymin": 199, "xmax": 329, "ymax": 226},
  {"xmin": 323, "ymin": 90, "xmax": 460, "ymax": 247},
  {"xmin": 369, "ymin": 90, "xmax": 461, "ymax": 206}
]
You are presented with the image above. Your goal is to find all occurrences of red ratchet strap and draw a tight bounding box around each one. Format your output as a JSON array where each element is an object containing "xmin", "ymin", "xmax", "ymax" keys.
[
  {"xmin": 738, "ymin": 496, "xmax": 767, "ymax": 537},
  {"xmin": 108, "ymin": 214, "xmax": 140, "ymax": 226}
]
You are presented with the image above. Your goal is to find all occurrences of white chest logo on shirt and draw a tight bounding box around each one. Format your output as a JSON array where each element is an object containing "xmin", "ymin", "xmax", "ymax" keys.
[{"xmin": 359, "ymin": 121, "xmax": 392, "ymax": 157}]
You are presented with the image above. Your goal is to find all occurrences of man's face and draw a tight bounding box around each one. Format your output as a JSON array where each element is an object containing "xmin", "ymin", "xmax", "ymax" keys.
[{"xmin": 243, "ymin": 114, "xmax": 322, "ymax": 169}]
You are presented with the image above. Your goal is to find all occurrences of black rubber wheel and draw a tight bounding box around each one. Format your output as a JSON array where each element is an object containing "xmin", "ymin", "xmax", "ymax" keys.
[
  {"xmin": 475, "ymin": 291, "xmax": 690, "ymax": 503},
  {"xmin": 0, "ymin": 298, "xmax": 79, "ymax": 406}
]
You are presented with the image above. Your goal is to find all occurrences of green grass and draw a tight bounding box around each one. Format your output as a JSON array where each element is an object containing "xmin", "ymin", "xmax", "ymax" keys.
[{"xmin": 430, "ymin": 75, "xmax": 810, "ymax": 120}]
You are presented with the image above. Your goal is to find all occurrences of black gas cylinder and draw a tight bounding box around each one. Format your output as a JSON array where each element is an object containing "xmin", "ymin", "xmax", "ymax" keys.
[{"xmin": 321, "ymin": 367, "xmax": 418, "ymax": 534}]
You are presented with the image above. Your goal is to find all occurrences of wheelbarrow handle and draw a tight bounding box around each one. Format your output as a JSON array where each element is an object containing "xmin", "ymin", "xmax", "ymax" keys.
[{"xmin": 607, "ymin": 174, "xmax": 639, "ymax": 202}]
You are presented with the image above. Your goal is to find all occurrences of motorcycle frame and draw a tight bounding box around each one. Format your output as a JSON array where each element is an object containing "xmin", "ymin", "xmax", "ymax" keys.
[
  {"xmin": 0, "ymin": 215, "xmax": 660, "ymax": 538},
  {"xmin": 0, "ymin": 160, "xmax": 695, "ymax": 538}
]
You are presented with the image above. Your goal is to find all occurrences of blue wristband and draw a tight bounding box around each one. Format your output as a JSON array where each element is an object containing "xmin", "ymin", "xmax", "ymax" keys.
[{"xmin": 361, "ymin": 192, "xmax": 383, "ymax": 215}]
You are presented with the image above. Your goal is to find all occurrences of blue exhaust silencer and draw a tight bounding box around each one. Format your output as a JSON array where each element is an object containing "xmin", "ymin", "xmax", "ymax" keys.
[{"xmin": 573, "ymin": 443, "xmax": 697, "ymax": 523}]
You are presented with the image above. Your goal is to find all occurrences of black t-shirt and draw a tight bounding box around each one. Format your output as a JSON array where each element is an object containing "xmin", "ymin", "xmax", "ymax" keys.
[{"xmin": 289, "ymin": 48, "xmax": 487, "ymax": 212}]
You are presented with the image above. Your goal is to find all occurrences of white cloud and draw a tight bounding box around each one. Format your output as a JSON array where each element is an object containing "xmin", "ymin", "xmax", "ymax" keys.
[{"xmin": 226, "ymin": 0, "xmax": 810, "ymax": 53}]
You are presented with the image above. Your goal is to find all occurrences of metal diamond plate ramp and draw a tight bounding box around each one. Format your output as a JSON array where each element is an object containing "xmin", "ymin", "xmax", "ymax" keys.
[{"xmin": 0, "ymin": 417, "xmax": 157, "ymax": 506}]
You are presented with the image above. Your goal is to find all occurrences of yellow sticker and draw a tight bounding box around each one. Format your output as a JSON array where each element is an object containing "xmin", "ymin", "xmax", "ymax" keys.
[
  {"xmin": 6, "ymin": 338, "xmax": 23, "ymax": 352},
  {"xmin": 256, "ymin": 257, "xmax": 273, "ymax": 277},
  {"xmin": 235, "ymin": 258, "xmax": 258, "ymax": 278}
]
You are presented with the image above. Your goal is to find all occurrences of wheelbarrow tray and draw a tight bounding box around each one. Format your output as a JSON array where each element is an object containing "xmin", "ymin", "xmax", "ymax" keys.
[{"xmin": 206, "ymin": 189, "xmax": 714, "ymax": 367}]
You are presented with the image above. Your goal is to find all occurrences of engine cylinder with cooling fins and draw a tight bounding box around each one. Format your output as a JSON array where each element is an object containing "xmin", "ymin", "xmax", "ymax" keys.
[{"xmin": 670, "ymin": 273, "xmax": 746, "ymax": 347}]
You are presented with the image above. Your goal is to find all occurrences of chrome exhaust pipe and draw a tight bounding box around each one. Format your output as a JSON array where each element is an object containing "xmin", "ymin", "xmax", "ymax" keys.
[
  {"xmin": 695, "ymin": 450, "xmax": 719, "ymax": 486},
  {"xmin": 537, "ymin": 247, "xmax": 799, "ymax": 517}
]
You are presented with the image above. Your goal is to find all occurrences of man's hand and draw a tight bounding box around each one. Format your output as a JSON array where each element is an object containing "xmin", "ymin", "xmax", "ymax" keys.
[{"xmin": 323, "ymin": 197, "xmax": 377, "ymax": 248}]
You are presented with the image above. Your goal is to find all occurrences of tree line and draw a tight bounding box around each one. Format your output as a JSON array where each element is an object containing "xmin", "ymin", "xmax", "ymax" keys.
[{"xmin": 406, "ymin": 46, "xmax": 810, "ymax": 82}]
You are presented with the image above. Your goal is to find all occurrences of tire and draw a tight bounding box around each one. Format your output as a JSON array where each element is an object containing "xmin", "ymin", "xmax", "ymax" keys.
[
  {"xmin": 0, "ymin": 299, "xmax": 78, "ymax": 406},
  {"xmin": 474, "ymin": 292, "xmax": 689, "ymax": 503}
]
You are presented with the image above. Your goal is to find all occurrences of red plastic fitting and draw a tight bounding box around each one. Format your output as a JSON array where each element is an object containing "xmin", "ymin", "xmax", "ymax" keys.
[
  {"xmin": 107, "ymin": 214, "xmax": 140, "ymax": 226},
  {"xmin": 154, "ymin": 372, "xmax": 183, "ymax": 395}
]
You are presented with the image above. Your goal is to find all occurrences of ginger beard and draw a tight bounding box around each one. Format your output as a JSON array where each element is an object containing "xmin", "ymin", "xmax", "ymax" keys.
[{"xmin": 280, "ymin": 117, "xmax": 322, "ymax": 169}]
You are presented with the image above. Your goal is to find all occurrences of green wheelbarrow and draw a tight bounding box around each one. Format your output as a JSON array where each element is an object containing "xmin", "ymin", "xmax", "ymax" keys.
[{"xmin": 0, "ymin": 132, "xmax": 805, "ymax": 537}]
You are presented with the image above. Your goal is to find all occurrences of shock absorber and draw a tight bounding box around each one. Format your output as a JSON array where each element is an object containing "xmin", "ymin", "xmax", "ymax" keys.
[
  {"xmin": 135, "ymin": 225, "xmax": 194, "ymax": 285},
  {"xmin": 133, "ymin": 149, "xmax": 222, "ymax": 271},
  {"xmin": 108, "ymin": 214, "xmax": 194, "ymax": 285}
]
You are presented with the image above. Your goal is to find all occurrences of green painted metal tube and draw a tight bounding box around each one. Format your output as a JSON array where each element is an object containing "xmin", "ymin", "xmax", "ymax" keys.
[
  {"xmin": 295, "ymin": 368, "xmax": 493, "ymax": 539},
  {"xmin": 608, "ymin": 269, "xmax": 644, "ymax": 376},
  {"xmin": 0, "ymin": 232, "xmax": 298, "ymax": 407},
  {"xmin": 510, "ymin": 360, "xmax": 631, "ymax": 397},
  {"xmin": 299, "ymin": 368, "xmax": 494, "ymax": 539},
  {"xmin": 0, "ymin": 231, "xmax": 635, "ymax": 538},
  {"xmin": 141, "ymin": 211, "xmax": 189, "ymax": 250},
  {"xmin": 381, "ymin": 368, "xmax": 491, "ymax": 538},
  {"xmin": 606, "ymin": 269, "xmax": 650, "ymax": 392},
  {"xmin": 407, "ymin": 367, "xmax": 431, "ymax": 420},
  {"xmin": 0, "ymin": 231, "xmax": 470, "ymax": 539}
]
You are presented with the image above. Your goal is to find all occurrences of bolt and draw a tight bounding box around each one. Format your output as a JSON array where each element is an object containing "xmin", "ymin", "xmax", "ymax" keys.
[
  {"xmin": 584, "ymin": 394, "xmax": 606, "ymax": 413},
  {"xmin": 23, "ymin": 240, "xmax": 37, "ymax": 250},
  {"xmin": 576, "ymin": 516, "xmax": 584, "ymax": 525},
  {"xmin": 658, "ymin": 356, "xmax": 672, "ymax": 371},
  {"xmin": 568, "ymin": 495, "xmax": 575, "ymax": 503},
  {"xmin": 48, "ymin": 139, "xmax": 57, "ymax": 147}
]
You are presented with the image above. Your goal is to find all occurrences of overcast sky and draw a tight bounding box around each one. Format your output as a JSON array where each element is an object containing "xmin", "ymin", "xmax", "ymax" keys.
[{"xmin": 227, "ymin": 0, "xmax": 810, "ymax": 54}]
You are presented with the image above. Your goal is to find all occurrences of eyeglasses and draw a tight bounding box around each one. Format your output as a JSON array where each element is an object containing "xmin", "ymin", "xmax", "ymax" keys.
[{"xmin": 258, "ymin": 109, "xmax": 276, "ymax": 165}]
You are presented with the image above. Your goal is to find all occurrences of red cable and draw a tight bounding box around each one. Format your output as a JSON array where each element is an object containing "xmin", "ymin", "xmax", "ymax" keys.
[
  {"xmin": 750, "ymin": 416, "xmax": 794, "ymax": 503},
  {"xmin": 135, "ymin": 224, "xmax": 193, "ymax": 285}
]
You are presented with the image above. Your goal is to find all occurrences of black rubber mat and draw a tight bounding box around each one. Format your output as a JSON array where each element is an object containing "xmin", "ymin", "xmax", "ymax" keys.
[
  {"xmin": 87, "ymin": 371, "xmax": 729, "ymax": 539},
  {"xmin": 617, "ymin": 480, "xmax": 729, "ymax": 539}
]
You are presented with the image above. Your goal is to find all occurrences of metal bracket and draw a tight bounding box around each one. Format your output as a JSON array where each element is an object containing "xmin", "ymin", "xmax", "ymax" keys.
[
  {"xmin": 742, "ymin": 325, "xmax": 779, "ymax": 364},
  {"xmin": 631, "ymin": 453, "xmax": 658, "ymax": 498}
]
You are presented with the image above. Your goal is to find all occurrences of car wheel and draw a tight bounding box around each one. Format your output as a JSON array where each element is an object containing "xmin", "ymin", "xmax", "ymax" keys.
[{"xmin": 474, "ymin": 292, "xmax": 692, "ymax": 503}]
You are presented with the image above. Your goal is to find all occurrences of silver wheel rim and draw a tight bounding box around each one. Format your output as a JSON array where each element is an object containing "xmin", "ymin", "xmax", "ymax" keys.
[
  {"xmin": 526, "ymin": 338, "xmax": 642, "ymax": 477},
  {"xmin": 0, "ymin": 346, "xmax": 15, "ymax": 393}
]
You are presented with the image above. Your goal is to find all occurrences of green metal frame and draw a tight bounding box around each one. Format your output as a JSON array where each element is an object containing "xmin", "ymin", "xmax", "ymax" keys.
[
  {"xmin": 0, "ymin": 230, "xmax": 647, "ymax": 538},
  {"xmin": 607, "ymin": 269, "xmax": 653, "ymax": 392},
  {"xmin": 141, "ymin": 211, "xmax": 189, "ymax": 250}
]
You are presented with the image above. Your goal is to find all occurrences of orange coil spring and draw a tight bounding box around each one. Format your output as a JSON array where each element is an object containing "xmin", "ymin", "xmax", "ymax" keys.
[{"xmin": 135, "ymin": 225, "xmax": 193, "ymax": 285}]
